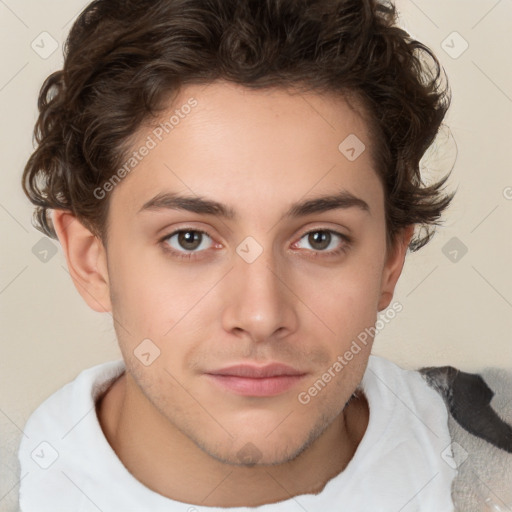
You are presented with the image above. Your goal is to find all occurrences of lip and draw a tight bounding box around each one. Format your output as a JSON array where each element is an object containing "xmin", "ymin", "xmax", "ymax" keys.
[{"xmin": 205, "ymin": 363, "xmax": 307, "ymax": 397}]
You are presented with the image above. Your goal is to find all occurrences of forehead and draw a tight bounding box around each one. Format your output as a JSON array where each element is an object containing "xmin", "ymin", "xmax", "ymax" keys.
[{"xmin": 110, "ymin": 81, "xmax": 383, "ymax": 223}]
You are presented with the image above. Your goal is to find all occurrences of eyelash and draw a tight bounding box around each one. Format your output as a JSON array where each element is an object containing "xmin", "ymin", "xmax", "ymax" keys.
[{"xmin": 159, "ymin": 228, "xmax": 352, "ymax": 261}]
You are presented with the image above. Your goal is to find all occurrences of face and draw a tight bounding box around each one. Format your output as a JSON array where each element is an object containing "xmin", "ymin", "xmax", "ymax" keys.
[{"xmin": 83, "ymin": 82, "xmax": 408, "ymax": 465}]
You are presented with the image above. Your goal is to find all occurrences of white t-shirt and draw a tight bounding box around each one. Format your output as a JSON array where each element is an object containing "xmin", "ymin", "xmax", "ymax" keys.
[{"xmin": 18, "ymin": 355, "xmax": 456, "ymax": 511}]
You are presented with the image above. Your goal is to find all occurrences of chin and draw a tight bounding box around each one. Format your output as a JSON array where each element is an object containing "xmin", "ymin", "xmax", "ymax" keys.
[
  {"xmin": 196, "ymin": 423, "xmax": 326, "ymax": 467},
  {"xmin": 204, "ymin": 442, "xmax": 303, "ymax": 467}
]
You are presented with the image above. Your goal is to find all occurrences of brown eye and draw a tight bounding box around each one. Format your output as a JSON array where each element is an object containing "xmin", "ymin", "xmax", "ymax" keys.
[
  {"xmin": 178, "ymin": 231, "xmax": 203, "ymax": 250},
  {"xmin": 163, "ymin": 229, "xmax": 213, "ymax": 253},
  {"xmin": 294, "ymin": 229, "xmax": 350, "ymax": 255},
  {"xmin": 307, "ymin": 231, "xmax": 332, "ymax": 251}
]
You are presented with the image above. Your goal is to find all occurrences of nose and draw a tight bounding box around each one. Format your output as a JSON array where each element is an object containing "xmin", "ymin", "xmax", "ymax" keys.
[{"xmin": 221, "ymin": 245, "xmax": 299, "ymax": 343}]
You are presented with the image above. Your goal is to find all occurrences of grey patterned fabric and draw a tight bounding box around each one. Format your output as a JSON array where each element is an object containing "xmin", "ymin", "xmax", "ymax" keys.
[{"xmin": 421, "ymin": 366, "xmax": 512, "ymax": 511}]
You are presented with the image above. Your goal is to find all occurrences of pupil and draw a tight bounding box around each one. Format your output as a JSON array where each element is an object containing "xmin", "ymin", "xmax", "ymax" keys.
[
  {"xmin": 309, "ymin": 231, "xmax": 330, "ymax": 250},
  {"xmin": 179, "ymin": 231, "xmax": 201, "ymax": 250}
]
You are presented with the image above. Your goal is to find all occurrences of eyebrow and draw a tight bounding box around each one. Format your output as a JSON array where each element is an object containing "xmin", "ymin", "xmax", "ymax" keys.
[{"xmin": 138, "ymin": 190, "xmax": 370, "ymax": 220}]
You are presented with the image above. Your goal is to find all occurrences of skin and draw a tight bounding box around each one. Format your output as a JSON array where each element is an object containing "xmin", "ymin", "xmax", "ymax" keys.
[{"xmin": 53, "ymin": 81, "xmax": 413, "ymax": 506}]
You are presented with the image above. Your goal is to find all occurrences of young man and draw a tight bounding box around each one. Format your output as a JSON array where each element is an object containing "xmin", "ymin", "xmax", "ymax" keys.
[{"xmin": 17, "ymin": 0, "xmax": 512, "ymax": 510}]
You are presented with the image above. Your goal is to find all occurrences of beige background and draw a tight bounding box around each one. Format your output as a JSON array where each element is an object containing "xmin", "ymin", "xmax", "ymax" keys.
[{"xmin": 1, "ymin": 0, "xmax": 511, "ymax": 510}]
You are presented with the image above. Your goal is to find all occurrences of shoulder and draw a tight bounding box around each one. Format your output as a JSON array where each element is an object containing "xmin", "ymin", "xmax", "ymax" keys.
[
  {"xmin": 17, "ymin": 359, "xmax": 125, "ymax": 511},
  {"xmin": 20, "ymin": 359, "xmax": 125, "ymax": 441}
]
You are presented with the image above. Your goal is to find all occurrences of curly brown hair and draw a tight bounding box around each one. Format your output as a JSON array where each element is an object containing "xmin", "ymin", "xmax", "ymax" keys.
[{"xmin": 22, "ymin": 0, "xmax": 453, "ymax": 251}]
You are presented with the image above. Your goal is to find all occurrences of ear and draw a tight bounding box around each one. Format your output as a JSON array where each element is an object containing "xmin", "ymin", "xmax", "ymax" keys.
[
  {"xmin": 377, "ymin": 225, "xmax": 414, "ymax": 311},
  {"xmin": 52, "ymin": 210, "xmax": 111, "ymax": 313}
]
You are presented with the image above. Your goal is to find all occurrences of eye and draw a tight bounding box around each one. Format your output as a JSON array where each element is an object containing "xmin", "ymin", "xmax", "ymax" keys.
[
  {"xmin": 294, "ymin": 229, "xmax": 350, "ymax": 255},
  {"xmin": 162, "ymin": 229, "xmax": 213, "ymax": 257},
  {"xmin": 159, "ymin": 227, "xmax": 350, "ymax": 261}
]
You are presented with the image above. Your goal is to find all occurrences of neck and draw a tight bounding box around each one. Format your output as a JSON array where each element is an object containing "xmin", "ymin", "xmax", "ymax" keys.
[{"xmin": 96, "ymin": 371, "xmax": 369, "ymax": 507}]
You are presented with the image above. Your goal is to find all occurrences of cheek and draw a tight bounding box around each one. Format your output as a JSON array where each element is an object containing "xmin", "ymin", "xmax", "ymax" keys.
[
  {"xmin": 108, "ymin": 242, "xmax": 191, "ymax": 321},
  {"xmin": 294, "ymin": 255, "xmax": 385, "ymax": 340},
  {"xmin": 107, "ymin": 245, "xmax": 222, "ymax": 369}
]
